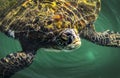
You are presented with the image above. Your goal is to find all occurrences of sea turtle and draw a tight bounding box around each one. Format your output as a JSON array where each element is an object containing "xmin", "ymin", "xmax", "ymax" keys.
[{"xmin": 0, "ymin": 0, "xmax": 120, "ymax": 78}]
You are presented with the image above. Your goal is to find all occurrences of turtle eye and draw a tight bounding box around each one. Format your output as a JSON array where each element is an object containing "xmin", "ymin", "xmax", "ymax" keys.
[{"xmin": 65, "ymin": 33, "xmax": 72, "ymax": 36}]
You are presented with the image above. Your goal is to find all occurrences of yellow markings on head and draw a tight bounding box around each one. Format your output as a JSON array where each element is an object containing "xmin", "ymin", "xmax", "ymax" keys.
[
  {"xmin": 51, "ymin": 2, "xmax": 57, "ymax": 7},
  {"xmin": 47, "ymin": 25, "xmax": 53, "ymax": 30},
  {"xmin": 50, "ymin": 2, "xmax": 59, "ymax": 11},
  {"xmin": 64, "ymin": 2, "xmax": 71, "ymax": 6},
  {"xmin": 52, "ymin": 14, "xmax": 63, "ymax": 20},
  {"xmin": 54, "ymin": 21, "xmax": 63, "ymax": 29},
  {"xmin": 78, "ymin": 0, "xmax": 96, "ymax": 7},
  {"xmin": 52, "ymin": 14, "xmax": 64, "ymax": 29},
  {"xmin": 22, "ymin": 0, "xmax": 34, "ymax": 8},
  {"xmin": 64, "ymin": 21, "xmax": 71, "ymax": 28},
  {"xmin": 22, "ymin": 0, "xmax": 31, "ymax": 7},
  {"xmin": 42, "ymin": 1, "xmax": 57, "ymax": 9}
]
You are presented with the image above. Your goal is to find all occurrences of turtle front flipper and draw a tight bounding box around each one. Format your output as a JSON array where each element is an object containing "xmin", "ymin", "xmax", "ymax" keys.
[
  {"xmin": 80, "ymin": 25, "xmax": 120, "ymax": 47},
  {"xmin": 0, "ymin": 51, "xmax": 35, "ymax": 78}
]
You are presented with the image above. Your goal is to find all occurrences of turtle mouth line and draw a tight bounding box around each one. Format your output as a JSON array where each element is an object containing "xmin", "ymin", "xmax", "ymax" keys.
[
  {"xmin": 72, "ymin": 40, "xmax": 79, "ymax": 44},
  {"xmin": 66, "ymin": 40, "xmax": 81, "ymax": 50}
]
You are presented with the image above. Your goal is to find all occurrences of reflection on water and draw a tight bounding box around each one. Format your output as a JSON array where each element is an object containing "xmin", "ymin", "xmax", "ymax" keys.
[{"xmin": 0, "ymin": 0, "xmax": 120, "ymax": 78}]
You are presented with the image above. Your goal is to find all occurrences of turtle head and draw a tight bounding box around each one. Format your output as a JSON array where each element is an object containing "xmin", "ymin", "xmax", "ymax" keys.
[{"xmin": 55, "ymin": 28, "xmax": 81, "ymax": 50}]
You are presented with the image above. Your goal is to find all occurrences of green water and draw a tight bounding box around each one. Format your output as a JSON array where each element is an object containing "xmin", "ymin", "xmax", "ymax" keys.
[{"xmin": 0, "ymin": 0, "xmax": 120, "ymax": 78}]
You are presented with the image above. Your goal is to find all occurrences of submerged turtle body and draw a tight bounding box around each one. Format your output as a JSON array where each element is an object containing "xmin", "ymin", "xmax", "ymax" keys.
[
  {"xmin": 0, "ymin": 0, "xmax": 101, "ymax": 49},
  {"xmin": 0, "ymin": 0, "xmax": 120, "ymax": 78}
]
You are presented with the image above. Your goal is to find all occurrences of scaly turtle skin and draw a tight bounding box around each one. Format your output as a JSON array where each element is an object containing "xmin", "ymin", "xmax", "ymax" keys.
[{"xmin": 0, "ymin": 0, "xmax": 120, "ymax": 78}]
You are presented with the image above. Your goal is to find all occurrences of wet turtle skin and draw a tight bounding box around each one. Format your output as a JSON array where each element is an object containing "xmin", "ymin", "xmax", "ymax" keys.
[{"xmin": 0, "ymin": 0, "xmax": 120, "ymax": 78}]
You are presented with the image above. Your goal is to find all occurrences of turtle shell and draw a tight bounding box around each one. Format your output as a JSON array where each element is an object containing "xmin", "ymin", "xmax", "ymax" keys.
[{"xmin": 0, "ymin": 0, "xmax": 101, "ymax": 39}]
